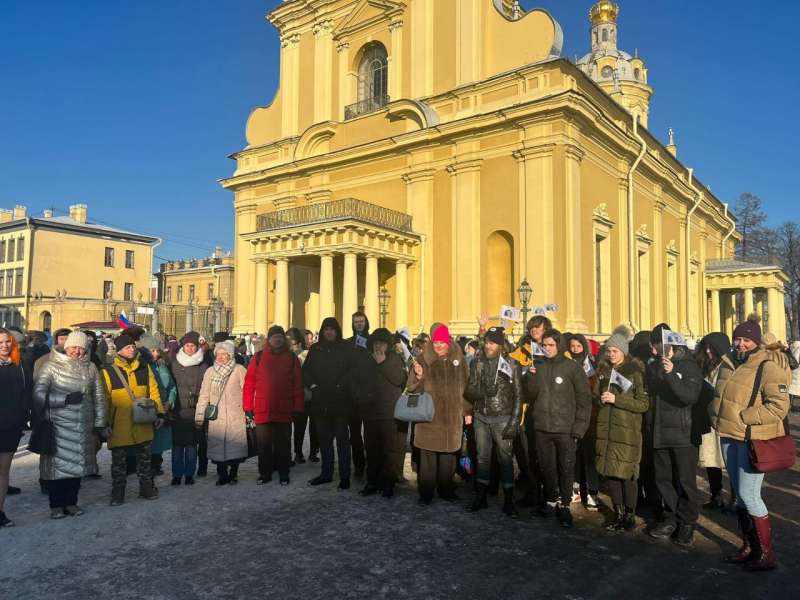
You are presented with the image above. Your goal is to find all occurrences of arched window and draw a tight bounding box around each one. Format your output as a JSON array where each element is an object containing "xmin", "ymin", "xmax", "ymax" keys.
[
  {"xmin": 602, "ymin": 28, "xmax": 609, "ymax": 42},
  {"xmin": 601, "ymin": 65, "xmax": 614, "ymax": 78},
  {"xmin": 347, "ymin": 42, "xmax": 389, "ymax": 119},
  {"xmin": 634, "ymin": 68, "xmax": 641, "ymax": 81},
  {"xmin": 40, "ymin": 311, "xmax": 52, "ymax": 333}
]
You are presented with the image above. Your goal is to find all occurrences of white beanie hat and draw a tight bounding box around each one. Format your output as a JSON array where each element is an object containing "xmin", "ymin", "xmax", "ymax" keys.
[
  {"xmin": 214, "ymin": 340, "xmax": 236, "ymax": 360},
  {"xmin": 64, "ymin": 330, "xmax": 89, "ymax": 350}
]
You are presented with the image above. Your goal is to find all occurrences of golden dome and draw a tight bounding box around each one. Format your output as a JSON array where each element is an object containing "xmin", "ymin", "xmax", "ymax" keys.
[{"xmin": 590, "ymin": 1, "xmax": 619, "ymax": 26}]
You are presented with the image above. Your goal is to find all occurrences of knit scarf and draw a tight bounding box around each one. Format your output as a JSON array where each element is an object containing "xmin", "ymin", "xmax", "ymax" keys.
[
  {"xmin": 176, "ymin": 348, "xmax": 205, "ymax": 368},
  {"xmin": 210, "ymin": 359, "xmax": 235, "ymax": 403}
]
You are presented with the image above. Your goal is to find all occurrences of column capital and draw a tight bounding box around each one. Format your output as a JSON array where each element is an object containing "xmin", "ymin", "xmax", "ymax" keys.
[
  {"xmin": 389, "ymin": 19, "xmax": 404, "ymax": 32},
  {"xmin": 446, "ymin": 159, "xmax": 483, "ymax": 175},
  {"xmin": 336, "ymin": 39, "xmax": 350, "ymax": 53},
  {"xmin": 312, "ymin": 20, "xmax": 334, "ymax": 37},
  {"xmin": 563, "ymin": 143, "xmax": 585, "ymax": 163},
  {"xmin": 401, "ymin": 167, "xmax": 436, "ymax": 184},
  {"xmin": 512, "ymin": 143, "xmax": 555, "ymax": 161},
  {"xmin": 654, "ymin": 199, "xmax": 667, "ymax": 213},
  {"xmin": 280, "ymin": 33, "xmax": 301, "ymax": 48}
]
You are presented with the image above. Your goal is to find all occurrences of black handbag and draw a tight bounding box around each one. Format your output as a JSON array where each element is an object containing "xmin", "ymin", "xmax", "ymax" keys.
[
  {"xmin": 28, "ymin": 403, "xmax": 55, "ymax": 456},
  {"xmin": 246, "ymin": 423, "xmax": 258, "ymax": 458}
]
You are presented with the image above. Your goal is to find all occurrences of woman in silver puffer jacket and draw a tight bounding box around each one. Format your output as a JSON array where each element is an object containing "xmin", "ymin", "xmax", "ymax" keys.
[{"xmin": 33, "ymin": 331, "xmax": 107, "ymax": 519}]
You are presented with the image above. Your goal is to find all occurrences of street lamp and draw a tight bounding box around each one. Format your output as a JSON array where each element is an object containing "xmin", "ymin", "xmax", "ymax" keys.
[
  {"xmin": 378, "ymin": 286, "xmax": 391, "ymax": 328},
  {"xmin": 517, "ymin": 278, "xmax": 533, "ymax": 326}
]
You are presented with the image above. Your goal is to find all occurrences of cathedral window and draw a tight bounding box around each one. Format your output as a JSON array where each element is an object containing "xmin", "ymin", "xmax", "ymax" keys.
[
  {"xmin": 602, "ymin": 28, "xmax": 609, "ymax": 42},
  {"xmin": 345, "ymin": 43, "xmax": 389, "ymax": 119}
]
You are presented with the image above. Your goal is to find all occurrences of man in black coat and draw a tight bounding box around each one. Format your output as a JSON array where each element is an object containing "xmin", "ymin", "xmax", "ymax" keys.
[
  {"xmin": 345, "ymin": 311, "xmax": 370, "ymax": 478},
  {"xmin": 526, "ymin": 329, "xmax": 591, "ymax": 528},
  {"xmin": 647, "ymin": 324, "xmax": 703, "ymax": 546},
  {"xmin": 303, "ymin": 317, "xmax": 353, "ymax": 489}
]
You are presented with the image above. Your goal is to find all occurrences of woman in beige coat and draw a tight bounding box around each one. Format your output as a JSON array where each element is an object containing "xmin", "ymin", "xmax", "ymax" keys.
[{"xmin": 195, "ymin": 341, "xmax": 248, "ymax": 485}]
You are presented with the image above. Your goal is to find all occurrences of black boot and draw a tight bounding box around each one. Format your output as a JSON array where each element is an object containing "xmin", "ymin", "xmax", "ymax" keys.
[
  {"xmin": 502, "ymin": 488, "xmax": 519, "ymax": 519},
  {"xmin": 622, "ymin": 508, "xmax": 637, "ymax": 531},
  {"xmin": 467, "ymin": 483, "xmax": 489, "ymax": 512},
  {"xmin": 228, "ymin": 463, "xmax": 239, "ymax": 485},
  {"xmin": 606, "ymin": 504, "xmax": 625, "ymax": 531}
]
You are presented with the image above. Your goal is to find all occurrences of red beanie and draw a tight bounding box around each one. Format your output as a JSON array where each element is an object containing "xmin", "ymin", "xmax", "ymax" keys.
[{"xmin": 431, "ymin": 325, "xmax": 451, "ymax": 344}]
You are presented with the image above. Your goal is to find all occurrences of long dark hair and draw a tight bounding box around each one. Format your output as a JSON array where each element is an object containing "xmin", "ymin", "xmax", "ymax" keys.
[{"xmin": 286, "ymin": 327, "xmax": 307, "ymax": 351}]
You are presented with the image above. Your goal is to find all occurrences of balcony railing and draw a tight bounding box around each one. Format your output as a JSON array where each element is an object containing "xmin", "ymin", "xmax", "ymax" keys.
[
  {"xmin": 344, "ymin": 95, "xmax": 390, "ymax": 120},
  {"xmin": 257, "ymin": 198, "xmax": 413, "ymax": 234}
]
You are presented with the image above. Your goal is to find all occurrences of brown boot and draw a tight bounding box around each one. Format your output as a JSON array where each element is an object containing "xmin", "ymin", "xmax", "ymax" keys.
[
  {"xmin": 138, "ymin": 480, "xmax": 159, "ymax": 500},
  {"xmin": 725, "ymin": 507, "xmax": 754, "ymax": 564},
  {"xmin": 744, "ymin": 515, "xmax": 777, "ymax": 571},
  {"xmin": 110, "ymin": 485, "xmax": 125, "ymax": 506}
]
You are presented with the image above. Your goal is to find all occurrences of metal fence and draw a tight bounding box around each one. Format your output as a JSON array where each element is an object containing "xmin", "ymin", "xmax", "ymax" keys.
[
  {"xmin": 157, "ymin": 305, "xmax": 233, "ymax": 339},
  {"xmin": 257, "ymin": 197, "xmax": 413, "ymax": 233}
]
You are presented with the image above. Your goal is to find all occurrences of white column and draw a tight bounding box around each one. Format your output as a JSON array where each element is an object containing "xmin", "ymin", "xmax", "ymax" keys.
[
  {"xmin": 395, "ymin": 261, "xmax": 409, "ymax": 328},
  {"xmin": 743, "ymin": 287, "xmax": 754, "ymax": 318},
  {"xmin": 319, "ymin": 253, "xmax": 334, "ymax": 324},
  {"xmin": 364, "ymin": 255, "xmax": 379, "ymax": 327},
  {"xmin": 254, "ymin": 259, "xmax": 268, "ymax": 335},
  {"xmin": 710, "ymin": 289, "xmax": 721, "ymax": 332},
  {"xmin": 342, "ymin": 252, "xmax": 358, "ymax": 324},
  {"xmin": 274, "ymin": 258, "xmax": 289, "ymax": 329}
]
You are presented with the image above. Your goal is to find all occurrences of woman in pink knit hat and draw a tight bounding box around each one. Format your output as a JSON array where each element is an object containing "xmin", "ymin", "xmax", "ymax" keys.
[{"xmin": 406, "ymin": 325, "xmax": 469, "ymax": 505}]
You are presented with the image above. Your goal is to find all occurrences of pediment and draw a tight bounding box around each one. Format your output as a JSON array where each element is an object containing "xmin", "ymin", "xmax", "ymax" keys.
[{"xmin": 334, "ymin": 0, "xmax": 405, "ymax": 39}]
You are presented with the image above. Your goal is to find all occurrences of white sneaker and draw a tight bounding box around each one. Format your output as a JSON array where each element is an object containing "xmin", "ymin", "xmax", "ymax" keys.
[
  {"xmin": 586, "ymin": 494, "xmax": 599, "ymax": 511},
  {"xmin": 571, "ymin": 484, "xmax": 582, "ymax": 504}
]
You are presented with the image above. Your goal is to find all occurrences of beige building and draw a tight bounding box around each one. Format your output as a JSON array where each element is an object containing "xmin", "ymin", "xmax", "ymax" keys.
[
  {"xmin": 156, "ymin": 247, "xmax": 235, "ymax": 336},
  {"xmin": 0, "ymin": 204, "xmax": 158, "ymax": 332},
  {"xmin": 221, "ymin": 0, "xmax": 788, "ymax": 341}
]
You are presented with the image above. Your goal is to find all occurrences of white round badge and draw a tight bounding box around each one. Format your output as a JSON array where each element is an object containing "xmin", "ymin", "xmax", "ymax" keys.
[
  {"xmin": 555, "ymin": 376, "xmax": 564, "ymax": 384},
  {"xmin": 453, "ymin": 360, "xmax": 460, "ymax": 366}
]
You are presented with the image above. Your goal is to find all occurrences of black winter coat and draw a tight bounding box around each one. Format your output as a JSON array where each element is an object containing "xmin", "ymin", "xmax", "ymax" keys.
[
  {"xmin": 464, "ymin": 353, "xmax": 523, "ymax": 426},
  {"xmin": 169, "ymin": 357, "xmax": 208, "ymax": 446},
  {"xmin": 352, "ymin": 351, "xmax": 407, "ymax": 421},
  {"xmin": 526, "ymin": 354, "xmax": 592, "ymax": 438},
  {"xmin": 303, "ymin": 317, "xmax": 352, "ymax": 418},
  {"xmin": 646, "ymin": 352, "xmax": 703, "ymax": 448},
  {"xmin": 0, "ymin": 361, "xmax": 28, "ymax": 432}
]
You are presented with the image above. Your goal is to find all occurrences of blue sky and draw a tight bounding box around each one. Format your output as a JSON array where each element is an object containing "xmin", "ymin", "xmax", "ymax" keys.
[{"xmin": 2, "ymin": 1, "xmax": 798, "ymax": 262}]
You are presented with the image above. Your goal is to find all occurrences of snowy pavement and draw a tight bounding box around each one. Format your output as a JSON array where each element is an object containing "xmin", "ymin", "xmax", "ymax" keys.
[{"xmin": 1, "ymin": 423, "xmax": 799, "ymax": 600}]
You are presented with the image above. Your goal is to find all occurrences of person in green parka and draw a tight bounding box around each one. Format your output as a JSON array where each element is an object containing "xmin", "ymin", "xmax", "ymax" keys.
[
  {"xmin": 147, "ymin": 345, "xmax": 176, "ymax": 476},
  {"xmin": 595, "ymin": 333, "xmax": 649, "ymax": 532}
]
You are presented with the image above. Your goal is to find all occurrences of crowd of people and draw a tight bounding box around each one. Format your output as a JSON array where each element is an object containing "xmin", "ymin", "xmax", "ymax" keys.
[{"xmin": 1, "ymin": 310, "xmax": 797, "ymax": 573}]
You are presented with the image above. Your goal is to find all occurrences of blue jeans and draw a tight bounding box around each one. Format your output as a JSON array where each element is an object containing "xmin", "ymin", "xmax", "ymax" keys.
[
  {"xmin": 721, "ymin": 437, "xmax": 767, "ymax": 517},
  {"xmin": 171, "ymin": 445, "xmax": 198, "ymax": 478},
  {"xmin": 474, "ymin": 418, "xmax": 514, "ymax": 489}
]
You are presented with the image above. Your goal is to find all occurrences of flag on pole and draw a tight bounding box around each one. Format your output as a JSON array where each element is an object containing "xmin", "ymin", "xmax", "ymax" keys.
[
  {"xmin": 530, "ymin": 342, "xmax": 545, "ymax": 356},
  {"xmin": 609, "ymin": 368, "xmax": 633, "ymax": 393},
  {"xmin": 355, "ymin": 335, "xmax": 368, "ymax": 349},
  {"xmin": 495, "ymin": 354, "xmax": 513, "ymax": 383},
  {"xmin": 117, "ymin": 311, "xmax": 132, "ymax": 330},
  {"xmin": 583, "ymin": 356, "xmax": 596, "ymax": 377},
  {"xmin": 661, "ymin": 329, "xmax": 687, "ymax": 349}
]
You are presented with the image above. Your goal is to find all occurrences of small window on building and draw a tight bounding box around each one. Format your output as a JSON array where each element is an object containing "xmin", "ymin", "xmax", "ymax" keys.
[
  {"xmin": 0, "ymin": 240, "xmax": 5, "ymax": 263},
  {"xmin": 602, "ymin": 28, "xmax": 609, "ymax": 42},
  {"xmin": 208, "ymin": 282, "xmax": 214, "ymax": 300},
  {"xmin": 125, "ymin": 250, "xmax": 134, "ymax": 269},
  {"xmin": 124, "ymin": 283, "xmax": 133, "ymax": 301},
  {"xmin": 0, "ymin": 269, "xmax": 4, "ymax": 296},
  {"xmin": 634, "ymin": 68, "xmax": 641, "ymax": 81},
  {"xmin": 104, "ymin": 247, "xmax": 115, "ymax": 267},
  {"xmin": 7, "ymin": 239, "xmax": 15, "ymax": 262},
  {"xmin": 5, "ymin": 272, "xmax": 12, "ymax": 297},
  {"xmin": 346, "ymin": 42, "xmax": 389, "ymax": 119},
  {"xmin": 103, "ymin": 280, "xmax": 113, "ymax": 300},
  {"xmin": 166, "ymin": 286, "xmax": 172, "ymax": 303},
  {"xmin": 177, "ymin": 286, "xmax": 183, "ymax": 302},
  {"xmin": 601, "ymin": 66, "xmax": 614, "ymax": 78},
  {"xmin": 189, "ymin": 285, "xmax": 195, "ymax": 302},
  {"xmin": 16, "ymin": 238, "xmax": 24, "ymax": 261},
  {"xmin": 14, "ymin": 269, "xmax": 23, "ymax": 296}
]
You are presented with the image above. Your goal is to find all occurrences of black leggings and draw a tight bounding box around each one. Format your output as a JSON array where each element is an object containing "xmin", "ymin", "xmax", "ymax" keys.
[{"xmin": 606, "ymin": 477, "xmax": 638, "ymax": 511}]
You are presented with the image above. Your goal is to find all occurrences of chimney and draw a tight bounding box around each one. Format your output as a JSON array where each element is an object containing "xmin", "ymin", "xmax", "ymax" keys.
[
  {"xmin": 43, "ymin": 209, "xmax": 53, "ymax": 218},
  {"xmin": 214, "ymin": 246, "xmax": 223, "ymax": 258},
  {"xmin": 69, "ymin": 203, "xmax": 88, "ymax": 224},
  {"xmin": 13, "ymin": 205, "xmax": 27, "ymax": 219},
  {"xmin": 0, "ymin": 209, "xmax": 12, "ymax": 223}
]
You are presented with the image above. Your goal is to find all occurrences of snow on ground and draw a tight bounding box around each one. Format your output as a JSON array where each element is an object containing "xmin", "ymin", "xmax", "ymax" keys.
[{"xmin": 2, "ymin": 423, "xmax": 799, "ymax": 600}]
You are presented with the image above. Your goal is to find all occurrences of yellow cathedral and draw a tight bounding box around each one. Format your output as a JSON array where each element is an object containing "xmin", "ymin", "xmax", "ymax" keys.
[{"xmin": 221, "ymin": 0, "xmax": 788, "ymax": 341}]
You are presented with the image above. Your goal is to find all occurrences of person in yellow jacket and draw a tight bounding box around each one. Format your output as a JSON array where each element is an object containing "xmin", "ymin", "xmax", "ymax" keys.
[{"xmin": 101, "ymin": 334, "xmax": 164, "ymax": 506}]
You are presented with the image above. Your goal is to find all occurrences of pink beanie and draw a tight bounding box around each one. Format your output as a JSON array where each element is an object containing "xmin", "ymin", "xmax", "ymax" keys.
[{"xmin": 431, "ymin": 325, "xmax": 451, "ymax": 344}]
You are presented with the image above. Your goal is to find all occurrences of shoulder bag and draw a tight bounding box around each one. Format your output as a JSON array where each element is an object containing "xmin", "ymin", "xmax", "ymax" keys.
[
  {"xmin": 29, "ymin": 391, "xmax": 56, "ymax": 455},
  {"xmin": 745, "ymin": 361, "xmax": 796, "ymax": 473},
  {"xmin": 113, "ymin": 364, "xmax": 158, "ymax": 424}
]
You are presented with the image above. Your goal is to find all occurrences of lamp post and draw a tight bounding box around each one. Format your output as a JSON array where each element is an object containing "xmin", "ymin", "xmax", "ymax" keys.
[
  {"xmin": 517, "ymin": 279, "xmax": 533, "ymax": 328},
  {"xmin": 379, "ymin": 286, "xmax": 391, "ymax": 328}
]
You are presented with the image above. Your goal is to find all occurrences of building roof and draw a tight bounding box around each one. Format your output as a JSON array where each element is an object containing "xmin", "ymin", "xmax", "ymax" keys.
[
  {"xmin": 705, "ymin": 259, "xmax": 783, "ymax": 274},
  {"xmin": 0, "ymin": 214, "xmax": 159, "ymax": 244}
]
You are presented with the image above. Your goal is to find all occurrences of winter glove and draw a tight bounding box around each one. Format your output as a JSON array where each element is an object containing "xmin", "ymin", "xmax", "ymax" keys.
[
  {"xmin": 65, "ymin": 391, "xmax": 84, "ymax": 405},
  {"xmin": 502, "ymin": 421, "xmax": 520, "ymax": 440},
  {"xmin": 246, "ymin": 411, "xmax": 255, "ymax": 419}
]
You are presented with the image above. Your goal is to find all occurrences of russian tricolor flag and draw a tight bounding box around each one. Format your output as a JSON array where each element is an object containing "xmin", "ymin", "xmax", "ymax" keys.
[{"xmin": 117, "ymin": 312, "xmax": 132, "ymax": 330}]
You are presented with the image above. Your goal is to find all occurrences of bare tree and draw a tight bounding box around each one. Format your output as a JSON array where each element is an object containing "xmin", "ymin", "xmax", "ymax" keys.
[
  {"xmin": 734, "ymin": 192, "xmax": 770, "ymax": 261},
  {"xmin": 773, "ymin": 222, "xmax": 800, "ymax": 339}
]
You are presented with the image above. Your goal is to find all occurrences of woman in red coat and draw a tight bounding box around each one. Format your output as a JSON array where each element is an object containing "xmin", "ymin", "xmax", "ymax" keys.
[{"xmin": 243, "ymin": 326, "xmax": 304, "ymax": 485}]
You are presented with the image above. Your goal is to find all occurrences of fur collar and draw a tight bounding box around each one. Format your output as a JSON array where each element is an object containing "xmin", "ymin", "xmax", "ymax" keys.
[{"xmin": 176, "ymin": 348, "xmax": 204, "ymax": 368}]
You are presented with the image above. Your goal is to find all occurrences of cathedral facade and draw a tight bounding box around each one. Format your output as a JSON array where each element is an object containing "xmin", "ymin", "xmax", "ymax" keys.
[{"xmin": 222, "ymin": 1, "xmax": 787, "ymax": 340}]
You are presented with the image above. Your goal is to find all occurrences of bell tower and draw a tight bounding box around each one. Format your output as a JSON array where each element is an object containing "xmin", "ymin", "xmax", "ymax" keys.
[{"xmin": 590, "ymin": 1, "xmax": 619, "ymax": 53}]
